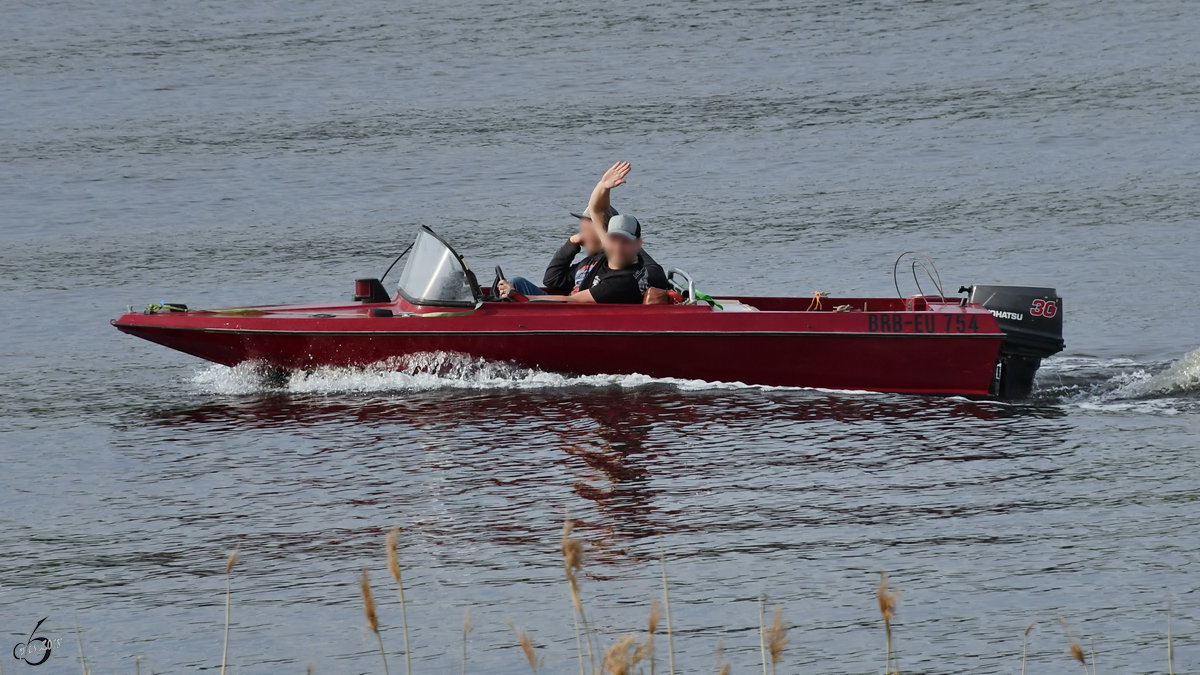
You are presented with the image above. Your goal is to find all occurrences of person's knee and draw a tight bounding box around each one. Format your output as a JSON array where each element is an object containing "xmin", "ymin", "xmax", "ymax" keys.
[{"xmin": 509, "ymin": 276, "xmax": 544, "ymax": 295}]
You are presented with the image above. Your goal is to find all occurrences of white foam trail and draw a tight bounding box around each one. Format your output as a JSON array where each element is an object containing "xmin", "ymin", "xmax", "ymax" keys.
[
  {"xmin": 188, "ymin": 351, "xmax": 806, "ymax": 396},
  {"xmin": 191, "ymin": 361, "xmax": 276, "ymax": 395},
  {"xmin": 1122, "ymin": 346, "xmax": 1200, "ymax": 397},
  {"xmin": 190, "ymin": 349, "xmax": 1200, "ymax": 403},
  {"xmin": 1038, "ymin": 347, "xmax": 1200, "ymax": 414},
  {"xmin": 1075, "ymin": 399, "xmax": 1183, "ymax": 415},
  {"xmin": 1037, "ymin": 355, "xmax": 1141, "ymax": 374}
]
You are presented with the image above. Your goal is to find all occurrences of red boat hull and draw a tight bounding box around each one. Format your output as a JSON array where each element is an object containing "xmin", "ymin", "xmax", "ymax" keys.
[{"xmin": 112, "ymin": 295, "xmax": 1006, "ymax": 396}]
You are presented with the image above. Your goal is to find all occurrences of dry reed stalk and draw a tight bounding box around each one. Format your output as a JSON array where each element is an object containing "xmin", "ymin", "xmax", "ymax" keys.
[
  {"xmin": 220, "ymin": 546, "xmax": 237, "ymax": 675},
  {"xmin": 1069, "ymin": 642, "xmax": 1086, "ymax": 669},
  {"xmin": 766, "ymin": 605, "xmax": 787, "ymax": 675},
  {"xmin": 758, "ymin": 596, "xmax": 768, "ymax": 675},
  {"xmin": 562, "ymin": 519, "xmax": 595, "ymax": 674},
  {"xmin": 74, "ymin": 615, "xmax": 88, "ymax": 675},
  {"xmin": 462, "ymin": 605, "xmax": 471, "ymax": 675},
  {"xmin": 386, "ymin": 525, "xmax": 412, "ymax": 675},
  {"xmin": 877, "ymin": 572, "xmax": 899, "ymax": 675},
  {"xmin": 601, "ymin": 634, "xmax": 642, "ymax": 675},
  {"xmin": 1168, "ymin": 597, "xmax": 1175, "ymax": 675},
  {"xmin": 717, "ymin": 639, "xmax": 731, "ymax": 675},
  {"xmin": 509, "ymin": 620, "xmax": 539, "ymax": 673},
  {"xmin": 571, "ymin": 611, "xmax": 585, "ymax": 675},
  {"xmin": 1021, "ymin": 622, "xmax": 1035, "ymax": 675},
  {"xmin": 632, "ymin": 637, "xmax": 654, "ymax": 671},
  {"xmin": 646, "ymin": 598, "xmax": 662, "ymax": 675},
  {"xmin": 1057, "ymin": 615, "xmax": 1087, "ymax": 673},
  {"xmin": 361, "ymin": 568, "xmax": 389, "ymax": 675},
  {"xmin": 659, "ymin": 540, "xmax": 676, "ymax": 675}
]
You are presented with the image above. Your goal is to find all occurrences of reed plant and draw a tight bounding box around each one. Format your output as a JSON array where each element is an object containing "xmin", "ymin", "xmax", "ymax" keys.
[
  {"xmin": 1021, "ymin": 622, "xmax": 1035, "ymax": 675},
  {"xmin": 386, "ymin": 525, "xmax": 412, "ymax": 675},
  {"xmin": 1168, "ymin": 597, "xmax": 1175, "ymax": 675},
  {"xmin": 361, "ymin": 568, "xmax": 389, "ymax": 675},
  {"xmin": 74, "ymin": 615, "xmax": 89, "ymax": 675},
  {"xmin": 65, "ymin": 526, "xmax": 1191, "ymax": 673},
  {"xmin": 563, "ymin": 519, "xmax": 596, "ymax": 674},
  {"xmin": 753, "ymin": 599, "xmax": 789, "ymax": 674},
  {"xmin": 645, "ymin": 598, "xmax": 661, "ymax": 675},
  {"xmin": 509, "ymin": 620, "xmax": 539, "ymax": 673},
  {"xmin": 220, "ymin": 546, "xmax": 237, "ymax": 675},
  {"xmin": 758, "ymin": 596, "xmax": 768, "ymax": 675},
  {"xmin": 462, "ymin": 605, "xmax": 471, "ymax": 675},
  {"xmin": 600, "ymin": 633, "xmax": 644, "ymax": 675},
  {"xmin": 659, "ymin": 541, "xmax": 675, "ymax": 675},
  {"xmin": 1058, "ymin": 615, "xmax": 1093, "ymax": 674},
  {"xmin": 716, "ymin": 639, "xmax": 730, "ymax": 675},
  {"xmin": 765, "ymin": 605, "xmax": 787, "ymax": 675},
  {"xmin": 878, "ymin": 572, "xmax": 899, "ymax": 675}
]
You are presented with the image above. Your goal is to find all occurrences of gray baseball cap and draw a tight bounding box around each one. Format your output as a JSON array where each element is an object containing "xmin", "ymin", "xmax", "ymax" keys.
[
  {"xmin": 606, "ymin": 214, "xmax": 642, "ymax": 240},
  {"xmin": 570, "ymin": 205, "xmax": 618, "ymax": 220}
]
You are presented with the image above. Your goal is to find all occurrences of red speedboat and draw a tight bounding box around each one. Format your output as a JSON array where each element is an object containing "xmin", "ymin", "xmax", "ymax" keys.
[{"xmin": 111, "ymin": 227, "xmax": 1064, "ymax": 398}]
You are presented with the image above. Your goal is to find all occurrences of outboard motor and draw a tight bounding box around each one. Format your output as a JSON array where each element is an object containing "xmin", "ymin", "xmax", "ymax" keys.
[{"xmin": 963, "ymin": 285, "xmax": 1065, "ymax": 399}]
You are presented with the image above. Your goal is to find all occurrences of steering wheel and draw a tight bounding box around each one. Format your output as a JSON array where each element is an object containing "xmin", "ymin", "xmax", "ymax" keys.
[{"xmin": 491, "ymin": 266, "xmax": 507, "ymax": 301}]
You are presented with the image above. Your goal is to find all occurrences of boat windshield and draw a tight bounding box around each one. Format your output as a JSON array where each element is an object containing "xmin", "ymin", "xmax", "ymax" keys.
[{"xmin": 395, "ymin": 227, "xmax": 481, "ymax": 307}]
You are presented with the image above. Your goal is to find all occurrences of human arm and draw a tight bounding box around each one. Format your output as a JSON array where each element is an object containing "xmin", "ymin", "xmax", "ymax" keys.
[
  {"xmin": 587, "ymin": 161, "xmax": 631, "ymax": 244},
  {"xmin": 526, "ymin": 271, "xmax": 645, "ymax": 304},
  {"xmin": 542, "ymin": 238, "xmax": 583, "ymax": 292},
  {"xmin": 528, "ymin": 290, "xmax": 596, "ymax": 303},
  {"xmin": 495, "ymin": 280, "xmax": 595, "ymax": 303}
]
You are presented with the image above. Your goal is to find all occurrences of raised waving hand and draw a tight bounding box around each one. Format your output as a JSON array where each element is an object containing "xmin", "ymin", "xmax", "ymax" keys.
[
  {"xmin": 588, "ymin": 161, "xmax": 631, "ymax": 237},
  {"xmin": 599, "ymin": 161, "xmax": 631, "ymax": 190}
]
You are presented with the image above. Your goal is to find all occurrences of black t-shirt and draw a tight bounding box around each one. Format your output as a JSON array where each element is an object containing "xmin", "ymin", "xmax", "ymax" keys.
[
  {"xmin": 579, "ymin": 253, "xmax": 669, "ymax": 304},
  {"xmin": 543, "ymin": 241, "xmax": 661, "ymax": 295}
]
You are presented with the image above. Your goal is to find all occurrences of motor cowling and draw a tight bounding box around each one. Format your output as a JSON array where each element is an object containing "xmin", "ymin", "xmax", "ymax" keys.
[{"xmin": 964, "ymin": 285, "xmax": 1065, "ymax": 399}]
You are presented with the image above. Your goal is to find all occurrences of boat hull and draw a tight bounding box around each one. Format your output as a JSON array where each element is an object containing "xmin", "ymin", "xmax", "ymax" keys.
[{"xmin": 112, "ymin": 296, "xmax": 1006, "ymax": 396}]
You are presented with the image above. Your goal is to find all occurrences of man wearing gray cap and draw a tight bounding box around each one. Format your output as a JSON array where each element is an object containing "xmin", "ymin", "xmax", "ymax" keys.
[{"xmin": 500, "ymin": 161, "xmax": 666, "ymax": 303}]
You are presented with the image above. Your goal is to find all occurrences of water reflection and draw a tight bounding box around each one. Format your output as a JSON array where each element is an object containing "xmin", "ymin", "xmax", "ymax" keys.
[
  {"xmin": 117, "ymin": 385, "xmax": 1074, "ymax": 554},
  {"xmin": 131, "ymin": 385, "xmax": 1052, "ymax": 431}
]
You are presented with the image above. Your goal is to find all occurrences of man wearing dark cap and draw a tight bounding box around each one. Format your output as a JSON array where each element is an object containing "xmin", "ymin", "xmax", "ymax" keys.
[
  {"xmin": 540, "ymin": 204, "xmax": 619, "ymax": 295},
  {"xmin": 498, "ymin": 166, "xmax": 662, "ymax": 300},
  {"xmin": 497, "ymin": 208, "xmax": 609, "ymax": 298},
  {"xmin": 500, "ymin": 161, "xmax": 667, "ymax": 304}
]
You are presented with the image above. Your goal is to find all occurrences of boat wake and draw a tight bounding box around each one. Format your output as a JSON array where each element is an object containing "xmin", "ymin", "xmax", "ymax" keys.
[
  {"xmin": 189, "ymin": 351, "xmax": 765, "ymax": 396},
  {"xmin": 189, "ymin": 347, "xmax": 1200, "ymax": 412},
  {"xmin": 1036, "ymin": 346, "xmax": 1200, "ymax": 413}
]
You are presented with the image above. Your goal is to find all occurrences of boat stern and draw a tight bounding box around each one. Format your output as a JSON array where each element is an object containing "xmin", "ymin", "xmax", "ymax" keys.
[{"xmin": 964, "ymin": 285, "xmax": 1065, "ymax": 399}]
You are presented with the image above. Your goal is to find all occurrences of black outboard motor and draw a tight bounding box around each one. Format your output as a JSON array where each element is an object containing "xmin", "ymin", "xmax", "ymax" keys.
[{"xmin": 963, "ymin": 285, "xmax": 1065, "ymax": 399}]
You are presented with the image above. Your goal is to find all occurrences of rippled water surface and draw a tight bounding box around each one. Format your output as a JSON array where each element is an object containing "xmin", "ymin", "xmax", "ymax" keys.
[{"xmin": 3, "ymin": 0, "xmax": 1199, "ymax": 672}]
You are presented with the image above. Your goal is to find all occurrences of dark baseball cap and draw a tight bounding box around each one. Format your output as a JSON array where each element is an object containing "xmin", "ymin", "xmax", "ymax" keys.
[{"xmin": 570, "ymin": 205, "xmax": 618, "ymax": 220}]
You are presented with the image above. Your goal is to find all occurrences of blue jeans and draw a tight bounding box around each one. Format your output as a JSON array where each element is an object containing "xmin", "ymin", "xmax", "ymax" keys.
[{"xmin": 509, "ymin": 276, "xmax": 547, "ymax": 296}]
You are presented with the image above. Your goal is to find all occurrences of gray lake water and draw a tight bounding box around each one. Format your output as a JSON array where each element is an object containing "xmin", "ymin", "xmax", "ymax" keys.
[{"xmin": 2, "ymin": 0, "xmax": 1199, "ymax": 672}]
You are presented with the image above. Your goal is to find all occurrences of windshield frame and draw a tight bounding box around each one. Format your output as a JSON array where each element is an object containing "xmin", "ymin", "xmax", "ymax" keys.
[{"xmin": 395, "ymin": 226, "xmax": 482, "ymax": 308}]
